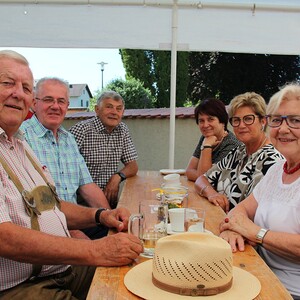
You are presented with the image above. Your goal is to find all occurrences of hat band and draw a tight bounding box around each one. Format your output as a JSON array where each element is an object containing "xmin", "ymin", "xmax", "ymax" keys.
[{"xmin": 152, "ymin": 275, "xmax": 233, "ymax": 296}]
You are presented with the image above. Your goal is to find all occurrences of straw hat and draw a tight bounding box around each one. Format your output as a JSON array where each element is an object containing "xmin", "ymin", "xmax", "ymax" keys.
[{"xmin": 124, "ymin": 233, "xmax": 261, "ymax": 300}]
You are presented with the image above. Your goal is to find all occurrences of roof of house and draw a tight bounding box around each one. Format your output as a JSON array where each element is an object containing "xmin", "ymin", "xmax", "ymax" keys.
[
  {"xmin": 69, "ymin": 84, "xmax": 93, "ymax": 98},
  {"xmin": 65, "ymin": 107, "xmax": 195, "ymax": 120}
]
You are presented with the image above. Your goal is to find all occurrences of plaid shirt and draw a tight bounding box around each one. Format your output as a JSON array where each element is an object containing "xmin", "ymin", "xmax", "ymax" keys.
[
  {"xmin": 69, "ymin": 117, "xmax": 138, "ymax": 189},
  {"xmin": 21, "ymin": 115, "xmax": 93, "ymax": 203},
  {"xmin": 0, "ymin": 128, "xmax": 69, "ymax": 291}
]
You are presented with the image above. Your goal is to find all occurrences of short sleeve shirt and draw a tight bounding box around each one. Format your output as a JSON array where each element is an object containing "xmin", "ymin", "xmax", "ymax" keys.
[
  {"xmin": 21, "ymin": 115, "xmax": 93, "ymax": 203},
  {"xmin": 0, "ymin": 127, "xmax": 69, "ymax": 291},
  {"xmin": 205, "ymin": 143, "xmax": 284, "ymax": 208},
  {"xmin": 253, "ymin": 161, "xmax": 300, "ymax": 297},
  {"xmin": 69, "ymin": 117, "xmax": 138, "ymax": 189},
  {"xmin": 193, "ymin": 131, "xmax": 242, "ymax": 164}
]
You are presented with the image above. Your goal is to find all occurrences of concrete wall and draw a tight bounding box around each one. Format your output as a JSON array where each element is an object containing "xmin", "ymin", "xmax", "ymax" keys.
[{"xmin": 63, "ymin": 118, "xmax": 200, "ymax": 171}]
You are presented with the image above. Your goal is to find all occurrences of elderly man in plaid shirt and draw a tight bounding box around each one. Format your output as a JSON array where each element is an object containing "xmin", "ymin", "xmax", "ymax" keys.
[{"xmin": 70, "ymin": 91, "xmax": 138, "ymax": 208}]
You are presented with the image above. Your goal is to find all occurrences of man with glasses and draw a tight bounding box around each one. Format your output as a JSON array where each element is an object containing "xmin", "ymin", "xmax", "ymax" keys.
[{"xmin": 21, "ymin": 77, "xmax": 110, "ymax": 239}]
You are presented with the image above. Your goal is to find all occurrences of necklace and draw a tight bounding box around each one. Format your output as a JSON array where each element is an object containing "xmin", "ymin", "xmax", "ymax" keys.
[
  {"xmin": 283, "ymin": 161, "xmax": 300, "ymax": 174},
  {"xmin": 248, "ymin": 136, "xmax": 267, "ymax": 155},
  {"xmin": 213, "ymin": 130, "xmax": 228, "ymax": 151},
  {"xmin": 258, "ymin": 136, "xmax": 267, "ymax": 150}
]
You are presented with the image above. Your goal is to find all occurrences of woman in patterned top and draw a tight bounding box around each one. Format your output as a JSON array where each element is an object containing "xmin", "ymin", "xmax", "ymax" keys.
[
  {"xmin": 195, "ymin": 92, "xmax": 284, "ymax": 212},
  {"xmin": 186, "ymin": 98, "xmax": 242, "ymax": 181}
]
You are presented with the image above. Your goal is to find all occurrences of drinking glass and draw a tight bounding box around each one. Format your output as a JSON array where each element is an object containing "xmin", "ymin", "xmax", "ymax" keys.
[
  {"xmin": 128, "ymin": 200, "xmax": 168, "ymax": 258},
  {"xmin": 185, "ymin": 208, "xmax": 206, "ymax": 233}
]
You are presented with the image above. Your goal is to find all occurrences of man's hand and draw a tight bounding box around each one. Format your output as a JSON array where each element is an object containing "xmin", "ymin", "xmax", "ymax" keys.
[
  {"xmin": 104, "ymin": 175, "xmax": 121, "ymax": 207},
  {"xmin": 100, "ymin": 207, "xmax": 130, "ymax": 232},
  {"xmin": 94, "ymin": 232, "xmax": 143, "ymax": 266}
]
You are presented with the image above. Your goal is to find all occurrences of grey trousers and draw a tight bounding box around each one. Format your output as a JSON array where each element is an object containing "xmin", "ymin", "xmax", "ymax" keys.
[{"xmin": 0, "ymin": 265, "xmax": 96, "ymax": 300}]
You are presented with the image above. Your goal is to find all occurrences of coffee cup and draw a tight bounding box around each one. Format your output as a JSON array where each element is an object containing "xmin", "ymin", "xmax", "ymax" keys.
[{"xmin": 168, "ymin": 208, "xmax": 185, "ymax": 232}]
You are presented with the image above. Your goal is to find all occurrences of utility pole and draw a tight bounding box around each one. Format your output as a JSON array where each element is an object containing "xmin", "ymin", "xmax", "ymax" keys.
[{"xmin": 97, "ymin": 61, "xmax": 108, "ymax": 89}]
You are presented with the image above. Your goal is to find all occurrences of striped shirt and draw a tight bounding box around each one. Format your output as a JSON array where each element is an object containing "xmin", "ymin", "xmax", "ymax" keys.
[
  {"xmin": 0, "ymin": 127, "xmax": 69, "ymax": 291},
  {"xmin": 21, "ymin": 115, "xmax": 93, "ymax": 203},
  {"xmin": 69, "ymin": 117, "xmax": 138, "ymax": 189}
]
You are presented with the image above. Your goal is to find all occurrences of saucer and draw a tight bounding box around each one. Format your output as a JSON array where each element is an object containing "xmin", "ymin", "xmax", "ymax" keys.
[
  {"xmin": 160, "ymin": 169, "xmax": 186, "ymax": 175},
  {"xmin": 167, "ymin": 224, "xmax": 212, "ymax": 235}
]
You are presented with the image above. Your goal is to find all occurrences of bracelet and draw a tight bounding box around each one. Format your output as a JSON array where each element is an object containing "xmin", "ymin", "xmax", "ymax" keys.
[
  {"xmin": 199, "ymin": 185, "xmax": 209, "ymax": 196},
  {"xmin": 256, "ymin": 228, "xmax": 269, "ymax": 245},
  {"xmin": 95, "ymin": 208, "xmax": 109, "ymax": 227}
]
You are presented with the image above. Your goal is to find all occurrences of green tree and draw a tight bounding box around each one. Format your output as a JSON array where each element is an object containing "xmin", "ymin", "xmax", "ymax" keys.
[
  {"xmin": 120, "ymin": 49, "xmax": 299, "ymax": 107},
  {"xmin": 120, "ymin": 49, "xmax": 189, "ymax": 107},
  {"xmin": 89, "ymin": 77, "xmax": 155, "ymax": 110},
  {"xmin": 189, "ymin": 52, "xmax": 300, "ymax": 104}
]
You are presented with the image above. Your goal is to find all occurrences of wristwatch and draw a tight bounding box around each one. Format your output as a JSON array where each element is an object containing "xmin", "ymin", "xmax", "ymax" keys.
[
  {"xmin": 95, "ymin": 208, "xmax": 109, "ymax": 227},
  {"xmin": 200, "ymin": 145, "xmax": 213, "ymax": 151},
  {"xmin": 116, "ymin": 171, "xmax": 126, "ymax": 182},
  {"xmin": 256, "ymin": 228, "xmax": 269, "ymax": 244}
]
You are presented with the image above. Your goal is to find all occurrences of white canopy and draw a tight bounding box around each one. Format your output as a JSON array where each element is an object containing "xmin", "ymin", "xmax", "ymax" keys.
[
  {"xmin": 1, "ymin": 0, "xmax": 300, "ymax": 54},
  {"xmin": 1, "ymin": 0, "xmax": 299, "ymax": 167}
]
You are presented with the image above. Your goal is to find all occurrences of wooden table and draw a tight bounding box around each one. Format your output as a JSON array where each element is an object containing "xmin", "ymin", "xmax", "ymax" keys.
[{"xmin": 87, "ymin": 171, "xmax": 292, "ymax": 300}]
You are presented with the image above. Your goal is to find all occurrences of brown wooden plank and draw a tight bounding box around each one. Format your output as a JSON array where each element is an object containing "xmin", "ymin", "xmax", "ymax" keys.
[{"xmin": 87, "ymin": 171, "xmax": 292, "ymax": 300}]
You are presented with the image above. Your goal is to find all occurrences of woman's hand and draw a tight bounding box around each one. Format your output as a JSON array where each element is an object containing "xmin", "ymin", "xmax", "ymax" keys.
[
  {"xmin": 219, "ymin": 213, "xmax": 260, "ymax": 245},
  {"xmin": 219, "ymin": 230, "xmax": 246, "ymax": 252},
  {"xmin": 203, "ymin": 136, "xmax": 218, "ymax": 147},
  {"xmin": 207, "ymin": 193, "xmax": 230, "ymax": 213}
]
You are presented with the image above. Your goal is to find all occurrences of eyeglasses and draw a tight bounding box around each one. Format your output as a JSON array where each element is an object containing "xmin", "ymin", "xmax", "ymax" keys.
[
  {"xmin": 229, "ymin": 114, "xmax": 259, "ymax": 127},
  {"xmin": 266, "ymin": 115, "xmax": 300, "ymax": 129},
  {"xmin": 36, "ymin": 97, "xmax": 69, "ymax": 106}
]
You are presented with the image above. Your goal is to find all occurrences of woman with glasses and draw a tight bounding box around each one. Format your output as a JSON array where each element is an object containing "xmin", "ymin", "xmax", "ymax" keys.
[
  {"xmin": 186, "ymin": 98, "xmax": 242, "ymax": 181},
  {"xmin": 195, "ymin": 92, "xmax": 284, "ymax": 212},
  {"xmin": 219, "ymin": 83, "xmax": 300, "ymax": 300}
]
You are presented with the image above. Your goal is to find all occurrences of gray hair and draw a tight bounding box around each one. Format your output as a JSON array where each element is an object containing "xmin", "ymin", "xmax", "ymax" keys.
[
  {"xmin": 0, "ymin": 50, "xmax": 29, "ymax": 65},
  {"xmin": 267, "ymin": 82, "xmax": 300, "ymax": 115},
  {"xmin": 97, "ymin": 90, "xmax": 124, "ymax": 106},
  {"xmin": 35, "ymin": 77, "xmax": 70, "ymax": 98}
]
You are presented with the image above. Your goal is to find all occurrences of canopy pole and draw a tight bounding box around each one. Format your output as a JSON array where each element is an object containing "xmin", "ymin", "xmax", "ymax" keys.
[{"xmin": 168, "ymin": 0, "xmax": 178, "ymax": 169}]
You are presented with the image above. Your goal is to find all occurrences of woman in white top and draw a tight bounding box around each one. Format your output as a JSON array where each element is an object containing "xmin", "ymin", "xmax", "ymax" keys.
[{"xmin": 219, "ymin": 83, "xmax": 300, "ymax": 300}]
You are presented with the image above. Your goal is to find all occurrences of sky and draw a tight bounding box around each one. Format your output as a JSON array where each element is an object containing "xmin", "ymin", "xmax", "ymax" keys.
[{"xmin": 0, "ymin": 47, "xmax": 126, "ymax": 95}]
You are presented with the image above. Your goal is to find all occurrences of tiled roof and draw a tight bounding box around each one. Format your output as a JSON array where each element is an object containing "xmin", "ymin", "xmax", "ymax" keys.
[
  {"xmin": 65, "ymin": 107, "xmax": 195, "ymax": 120},
  {"xmin": 69, "ymin": 84, "xmax": 93, "ymax": 98}
]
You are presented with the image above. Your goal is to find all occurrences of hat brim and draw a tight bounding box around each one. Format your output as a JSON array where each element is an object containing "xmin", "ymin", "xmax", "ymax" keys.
[{"xmin": 124, "ymin": 260, "xmax": 261, "ymax": 300}]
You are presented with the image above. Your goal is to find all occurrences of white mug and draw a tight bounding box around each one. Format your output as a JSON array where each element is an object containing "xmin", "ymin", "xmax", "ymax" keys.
[{"xmin": 168, "ymin": 208, "xmax": 185, "ymax": 232}]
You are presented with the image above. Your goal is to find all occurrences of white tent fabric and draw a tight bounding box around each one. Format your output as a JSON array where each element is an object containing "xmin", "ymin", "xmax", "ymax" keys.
[
  {"xmin": 0, "ymin": 0, "xmax": 299, "ymax": 167},
  {"xmin": 1, "ymin": 1, "xmax": 299, "ymax": 54}
]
